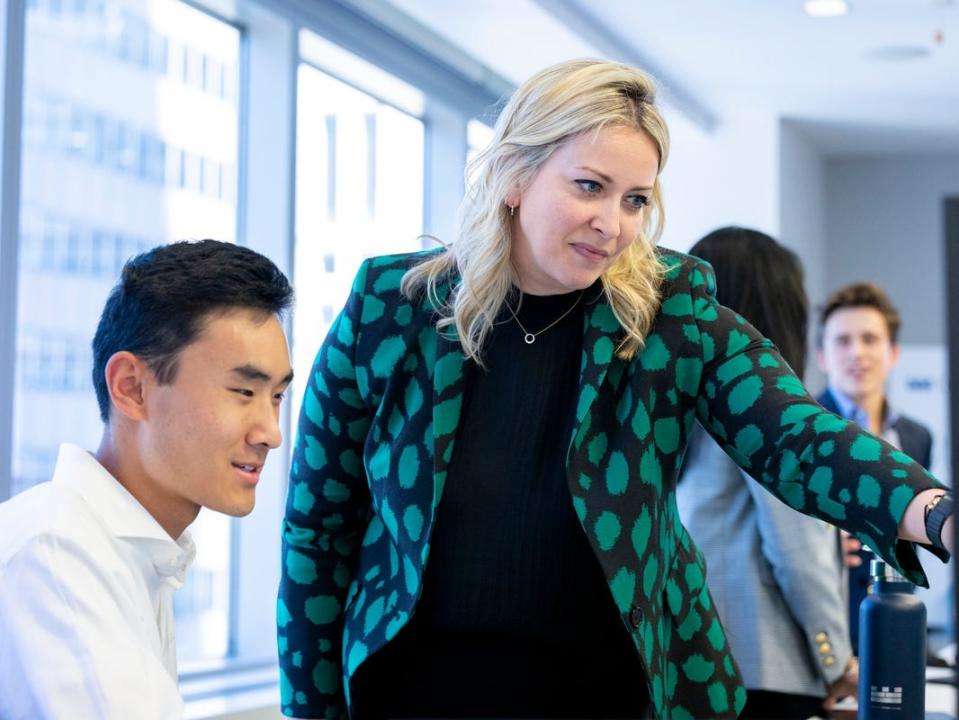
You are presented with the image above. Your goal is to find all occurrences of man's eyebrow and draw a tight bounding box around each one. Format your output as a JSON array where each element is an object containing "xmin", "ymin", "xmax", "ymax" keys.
[{"xmin": 230, "ymin": 364, "xmax": 294, "ymax": 385}]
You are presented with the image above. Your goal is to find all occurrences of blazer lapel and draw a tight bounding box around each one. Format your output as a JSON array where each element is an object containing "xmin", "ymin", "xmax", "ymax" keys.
[
  {"xmin": 817, "ymin": 388, "xmax": 842, "ymax": 415},
  {"xmin": 427, "ymin": 278, "xmax": 466, "ymax": 510},
  {"xmin": 570, "ymin": 291, "xmax": 621, "ymax": 454}
]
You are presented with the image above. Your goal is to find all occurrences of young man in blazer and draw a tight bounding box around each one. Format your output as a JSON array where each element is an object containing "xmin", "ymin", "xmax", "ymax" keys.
[{"xmin": 816, "ymin": 282, "xmax": 933, "ymax": 651}]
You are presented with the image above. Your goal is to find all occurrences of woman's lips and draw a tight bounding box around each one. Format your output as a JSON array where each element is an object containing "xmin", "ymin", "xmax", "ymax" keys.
[{"xmin": 571, "ymin": 243, "xmax": 608, "ymax": 261}]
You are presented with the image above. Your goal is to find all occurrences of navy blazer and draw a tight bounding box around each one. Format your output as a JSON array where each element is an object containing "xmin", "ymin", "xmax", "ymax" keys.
[
  {"xmin": 817, "ymin": 387, "xmax": 934, "ymax": 650},
  {"xmin": 816, "ymin": 389, "xmax": 932, "ymax": 471}
]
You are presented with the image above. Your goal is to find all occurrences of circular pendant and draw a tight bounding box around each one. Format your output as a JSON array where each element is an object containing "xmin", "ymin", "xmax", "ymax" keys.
[{"xmin": 524, "ymin": 333, "xmax": 536, "ymax": 345}]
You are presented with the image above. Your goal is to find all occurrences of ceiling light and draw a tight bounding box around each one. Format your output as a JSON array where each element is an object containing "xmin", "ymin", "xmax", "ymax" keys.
[{"xmin": 804, "ymin": 0, "xmax": 849, "ymax": 17}]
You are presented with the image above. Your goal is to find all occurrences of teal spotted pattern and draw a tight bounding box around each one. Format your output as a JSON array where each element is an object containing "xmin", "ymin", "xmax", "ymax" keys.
[{"xmin": 277, "ymin": 249, "xmax": 942, "ymax": 720}]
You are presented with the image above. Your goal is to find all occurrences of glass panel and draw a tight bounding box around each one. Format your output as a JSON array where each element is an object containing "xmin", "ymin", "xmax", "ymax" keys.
[
  {"xmin": 467, "ymin": 117, "xmax": 494, "ymax": 165},
  {"xmin": 299, "ymin": 28, "xmax": 424, "ymax": 117},
  {"xmin": 293, "ymin": 55, "xmax": 425, "ymax": 427},
  {"xmin": 16, "ymin": 0, "xmax": 240, "ymax": 665}
]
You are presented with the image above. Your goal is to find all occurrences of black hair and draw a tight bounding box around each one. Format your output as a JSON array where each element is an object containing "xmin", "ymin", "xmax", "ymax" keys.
[
  {"xmin": 690, "ymin": 226, "xmax": 808, "ymax": 379},
  {"xmin": 92, "ymin": 239, "xmax": 293, "ymax": 422}
]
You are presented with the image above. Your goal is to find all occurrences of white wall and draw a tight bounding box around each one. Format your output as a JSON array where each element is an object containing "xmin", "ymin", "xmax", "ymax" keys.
[
  {"xmin": 779, "ymin": 122, "xmax": 827, "ymax": 309},
  {"xmin": 778, "ymin": 120, "xmax": 828, "ymax": 387},
  {"xmin": 824, "ymin": 155, "xmax": 959, "ymax": 346},
  {"xmin": 658, "ymin": 104, "xmax": 780, "ymax": 253}
]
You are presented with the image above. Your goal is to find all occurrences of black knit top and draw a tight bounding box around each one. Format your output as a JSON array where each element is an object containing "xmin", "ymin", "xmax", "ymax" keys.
[{"xmin": 351, "ymin": 286, "xmax": 650, "ymax": 719}]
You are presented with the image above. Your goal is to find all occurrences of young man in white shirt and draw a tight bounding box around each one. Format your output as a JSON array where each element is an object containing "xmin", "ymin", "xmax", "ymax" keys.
[{"xmin": 0, "ymin": 239, "xmax": 294, "ymax": 720}]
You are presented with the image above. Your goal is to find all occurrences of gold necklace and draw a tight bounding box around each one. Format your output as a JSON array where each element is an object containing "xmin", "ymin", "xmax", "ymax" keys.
[{"xmin": 505, "ymin": 290, "xmax": 584, "ymax": 345}]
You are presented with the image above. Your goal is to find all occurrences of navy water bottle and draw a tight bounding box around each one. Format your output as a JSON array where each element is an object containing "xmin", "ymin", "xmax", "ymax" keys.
[{"xmin": 857, "ymin": 558, "xmax": 926, "ymax": 719}]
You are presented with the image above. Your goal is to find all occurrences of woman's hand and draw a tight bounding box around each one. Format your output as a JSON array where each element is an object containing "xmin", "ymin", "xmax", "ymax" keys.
[{"xmin": 899, "ymin": 489, "xmax": 953, "ymax": 554}]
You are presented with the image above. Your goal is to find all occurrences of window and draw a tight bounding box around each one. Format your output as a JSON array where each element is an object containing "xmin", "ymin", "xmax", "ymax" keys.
[
  {"xmin": 14, "ymin": 0, "xmax": 240, "ymax": 666},
  {"xmin": 1, "ymin": 0, "xmax": 509, "ymax": 710},
  {"xmin": 293, "ymin": 32, "xmax": 427, "ymax": 424},
  {"xmin": 467, "ymin": 117, "xmax": 495, "ymax": 167}
]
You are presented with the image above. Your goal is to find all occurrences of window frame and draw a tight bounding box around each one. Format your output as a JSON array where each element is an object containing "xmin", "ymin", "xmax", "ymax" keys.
[{"xmin": 0, "ymin": 0, "xmax": 25, "ymax": 505}]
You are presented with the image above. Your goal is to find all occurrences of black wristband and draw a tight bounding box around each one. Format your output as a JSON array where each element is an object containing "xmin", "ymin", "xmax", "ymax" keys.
[{"xmin": 924, "ymin": 492, "xmax": 954, "ymax": 552}]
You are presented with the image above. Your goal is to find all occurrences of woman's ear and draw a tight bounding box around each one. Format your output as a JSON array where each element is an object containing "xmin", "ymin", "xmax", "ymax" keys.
[{"xmin": 103, "ymin": 351, "xmax": 149, "ymax": 422}]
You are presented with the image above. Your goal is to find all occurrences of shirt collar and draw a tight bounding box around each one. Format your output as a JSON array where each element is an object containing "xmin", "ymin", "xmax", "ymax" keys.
[
  {"xmin": 52, "ymin": 444, "xmax": 196, "ymax": 587},
  {"xmin": 827, "ymin": 384, "xmax": 900, "ymax": 433}
]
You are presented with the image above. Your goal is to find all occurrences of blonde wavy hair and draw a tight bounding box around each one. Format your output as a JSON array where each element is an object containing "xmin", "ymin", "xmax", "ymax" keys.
[{"xmin": 401, "ymin": 58, "xmax": 670, "ymax": 363}]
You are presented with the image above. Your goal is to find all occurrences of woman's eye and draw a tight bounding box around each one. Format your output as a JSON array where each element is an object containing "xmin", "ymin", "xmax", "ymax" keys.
[
  {"xmin": 575, "ymin": 179, "xmax": 602, "ymax": 193},
  {"xmin": 627, "ymin": 194, "xmax": 649, "ymax": 209}
]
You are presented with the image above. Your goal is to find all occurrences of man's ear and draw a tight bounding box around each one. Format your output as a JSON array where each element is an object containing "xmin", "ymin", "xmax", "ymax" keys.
[
  {"xmin": 816, "ymin": 349, "xmax": 826, "ymax": 372},
  {"xmin": 104, "ymin": 351, "xmax": 149, "ymax": 422},
  {"xmin": 889, "ymin": 342, "xmax": 902, "ymax": 369}
]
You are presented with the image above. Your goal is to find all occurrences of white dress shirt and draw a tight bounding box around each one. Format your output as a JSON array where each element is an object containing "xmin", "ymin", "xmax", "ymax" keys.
[{"xmin": 0, "ymin": 444, "xmax": 196, "ymax": 720}]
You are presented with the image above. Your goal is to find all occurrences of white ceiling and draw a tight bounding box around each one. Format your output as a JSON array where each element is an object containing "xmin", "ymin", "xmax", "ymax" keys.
[{"xmin": 375, "ymin": 0, "xmax": 959, "ymax": 155}]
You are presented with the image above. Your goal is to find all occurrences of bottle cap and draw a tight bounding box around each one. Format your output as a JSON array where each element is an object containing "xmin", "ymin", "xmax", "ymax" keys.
[{"xmin": 870, "ymin": 558, "xmax": 907, "ymax": 583}]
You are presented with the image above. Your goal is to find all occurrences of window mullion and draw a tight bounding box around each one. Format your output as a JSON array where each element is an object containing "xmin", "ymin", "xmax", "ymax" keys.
[
  {"xmin": 229, "ymin": 0, "xmax": 297, "ymax": 663},
  {"xmin": 0, "ymin": 0, "xmax": 26, "ymax": 503}
]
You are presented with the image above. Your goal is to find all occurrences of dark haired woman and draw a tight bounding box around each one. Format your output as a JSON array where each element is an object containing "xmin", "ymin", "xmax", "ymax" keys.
[{"xmin": 678, "ymin": 227, "xmax": 855, "ymax": 719}]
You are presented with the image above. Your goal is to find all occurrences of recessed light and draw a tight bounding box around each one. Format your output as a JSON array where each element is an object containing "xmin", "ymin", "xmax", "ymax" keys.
[{"xmin": 804, "ymin": 0, "xmax": 849, "ymax": 17}]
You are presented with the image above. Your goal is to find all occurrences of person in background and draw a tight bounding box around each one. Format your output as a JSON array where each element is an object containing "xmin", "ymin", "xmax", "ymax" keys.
[
  {"xmin": 278, "ymin": 59, "xmax": 952, "ymax": 720},
  {"xmin": 0, "ymin": 240, "xmax": 294, "ymax": 720},
  {"xmin": 677, "ymin": 227, "xmax": 855, "ymax": 719},
  {"xmin": 816, "ymin": 282, "xmax": 934, "ymax": 652}
]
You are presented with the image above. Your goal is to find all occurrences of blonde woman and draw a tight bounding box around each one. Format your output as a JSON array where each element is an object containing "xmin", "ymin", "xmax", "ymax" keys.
[{"xmin": 278, "ymin": 59, "xmax": 951, "ymax": 720}]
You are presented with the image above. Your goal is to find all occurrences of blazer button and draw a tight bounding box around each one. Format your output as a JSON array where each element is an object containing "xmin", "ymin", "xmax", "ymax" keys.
[{"xmin": 629, "ymin": 606, "xmax": 643, "ymax": 628}]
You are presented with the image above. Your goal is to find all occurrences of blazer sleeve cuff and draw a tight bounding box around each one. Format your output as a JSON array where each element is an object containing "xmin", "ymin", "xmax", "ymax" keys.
[{"xmin": 809, "ymin": 628, "xmax": 853, "ymax": 685}]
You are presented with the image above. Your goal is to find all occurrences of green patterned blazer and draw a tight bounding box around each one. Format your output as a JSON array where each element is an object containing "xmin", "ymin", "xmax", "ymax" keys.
[{"xmin": 278, "ymin": 248, "xmax": 939, "ymax": 720}]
